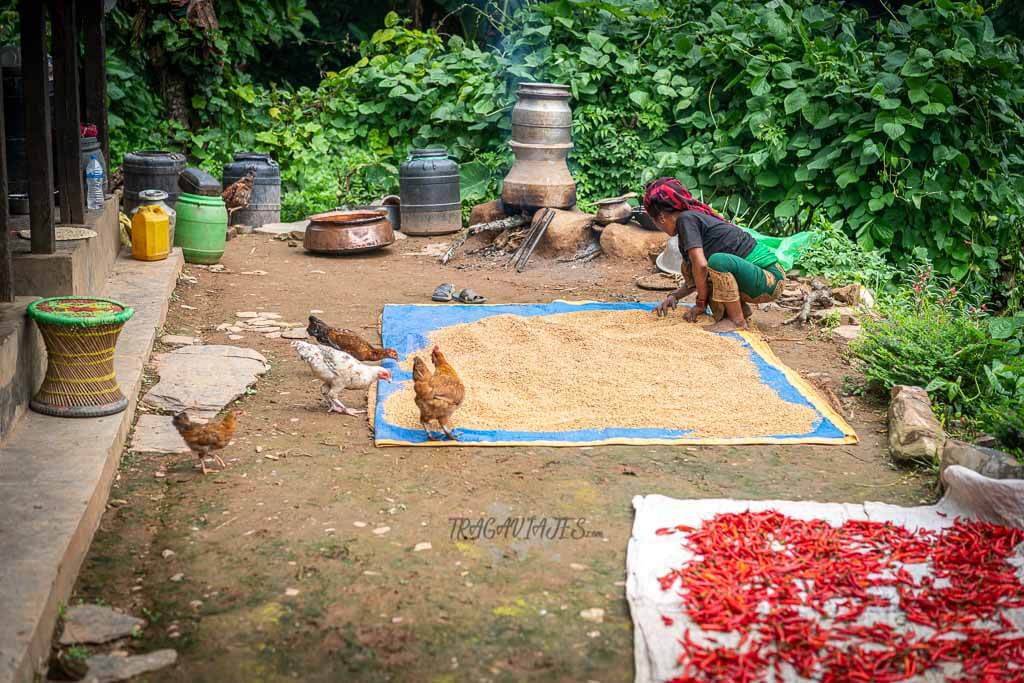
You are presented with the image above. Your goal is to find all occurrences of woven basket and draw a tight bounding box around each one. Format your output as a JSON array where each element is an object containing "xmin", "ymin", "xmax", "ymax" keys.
[{"xmin": 27, "ymin": 297, "xmax": 135, "ymax": 417}]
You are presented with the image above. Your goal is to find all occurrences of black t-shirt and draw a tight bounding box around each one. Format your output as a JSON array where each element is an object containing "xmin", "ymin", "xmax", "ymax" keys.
[{"xmin": 676, "ymin": 211, "xmax": 756, "ymax": 261}]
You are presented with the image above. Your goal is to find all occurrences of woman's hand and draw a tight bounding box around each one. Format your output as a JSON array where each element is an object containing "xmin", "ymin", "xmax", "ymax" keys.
[
  {"xmin": 682, "ymin": 298, "xmax": 707, "ymax": 323},
  {"xmin": 654, "ymin": 294, "xmax": 678, "ymax": 317}
]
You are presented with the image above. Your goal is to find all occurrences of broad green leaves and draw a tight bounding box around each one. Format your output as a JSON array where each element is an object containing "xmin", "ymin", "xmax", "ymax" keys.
[
  {"xmin": 105, "ymin": 0, "xmax": 1024, "ymax": 300},
  {"xmin": 783, "ymin": 90, "xmax": 809, "ymax": 114}
]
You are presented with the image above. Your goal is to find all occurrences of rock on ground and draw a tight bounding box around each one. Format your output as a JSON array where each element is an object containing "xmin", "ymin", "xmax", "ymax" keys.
[
  {"xmin": 129, "ymin": 415, "xmax": 191, "ymax": 454},
  {"xmin": 255, "ymin": 220, "xmax": 308, "ymax": 236},
  {"xmin": 85, "ymin": 650, "xmax": 178, "ymax": 683},
  {"xmin": 143, "ymin": 345, "xmax": 268, "ymax": 418},
  {"xmin": 469, "ymin": 199, "xmax": 507, "ymax": 226},
  {"xmin": 59, "ymin": 605, "xmax": 145, "ymax": 645},
  {"xmin": 832, "ymin": 284, "xmax": 875, "ymax": 308},
  {"xmin": 600, "ymin": 222, "xmax": 669, "ymax": 261},
  {"xmin": 831, "ymin": 325, "xmax": 861, "ymax": 346},
  {"xmin": 281, "ymin": 328, "xmax": 308, "ymax": 340},
  {"xmin": 940, "ymin": 439, "xmax": 1024, "ymax": 481},
  {"xmin": 160, "ymin": 335, "xmax": 196, "ymax": 346},
  {"xmin": 536, "ymin": 208, "xmax": 594, "ymax": 256},
  {"xmin": 888, "ymin": 385, "xmax": 945, "ymax": 465}
]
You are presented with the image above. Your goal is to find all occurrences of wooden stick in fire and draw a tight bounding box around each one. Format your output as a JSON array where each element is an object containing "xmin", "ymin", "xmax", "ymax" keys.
[{"xmin": 440, "ymin": 215, "xmax": 529, "ymax": 265}]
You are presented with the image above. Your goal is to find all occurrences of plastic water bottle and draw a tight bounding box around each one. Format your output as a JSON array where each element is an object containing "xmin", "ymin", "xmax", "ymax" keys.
[{"xmin": 85, "ymin": 155, "xmax": 105, "ymax": 210}]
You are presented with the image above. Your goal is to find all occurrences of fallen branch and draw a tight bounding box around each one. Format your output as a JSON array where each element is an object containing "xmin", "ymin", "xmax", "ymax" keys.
[
  {"xmin": 440, "ymin": 215, "xmax": 528, "ymax": 264},
  {"xmin": 783, "ymin": 281, "xmax": 833, "ymax": 325}
]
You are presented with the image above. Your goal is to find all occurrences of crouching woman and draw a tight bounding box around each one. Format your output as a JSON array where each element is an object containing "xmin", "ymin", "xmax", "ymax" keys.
[{"xmin": 643, "ymin": 177, "xmax": 784, "ymax": 332}]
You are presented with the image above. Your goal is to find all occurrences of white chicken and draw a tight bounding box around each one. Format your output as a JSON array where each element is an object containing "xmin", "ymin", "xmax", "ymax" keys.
[{"xmin": 292, "ymin": 340, "xmax": 392, "ymax": 416}]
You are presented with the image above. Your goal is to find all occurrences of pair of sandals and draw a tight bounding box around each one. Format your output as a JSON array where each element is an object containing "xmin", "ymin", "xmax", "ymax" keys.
[{"xmin": 432, "ymin": 283, "xmax": 487, "ymax": 304}]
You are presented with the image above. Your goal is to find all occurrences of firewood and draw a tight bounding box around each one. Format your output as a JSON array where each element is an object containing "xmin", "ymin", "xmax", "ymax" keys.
[{"xmin": 440, "ymin": 215, "xmax": 528, "ymax": 264}]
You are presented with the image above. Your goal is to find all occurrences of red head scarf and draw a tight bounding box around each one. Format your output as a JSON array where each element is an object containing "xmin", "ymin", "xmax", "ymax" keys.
[{"xmin": 642, "ymin": 177, "xmax": 723, "ymax": 220}]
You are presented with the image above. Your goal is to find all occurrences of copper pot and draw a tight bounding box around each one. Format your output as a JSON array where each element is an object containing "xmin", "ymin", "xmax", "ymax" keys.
[{"xmin": 303, "ymin": 209, "xmax": 394, "ymax": 254}]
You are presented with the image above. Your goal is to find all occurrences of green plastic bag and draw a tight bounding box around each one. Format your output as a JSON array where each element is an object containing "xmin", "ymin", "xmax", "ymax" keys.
[{"xmin": 741, "ymin": 227, "xmax": 814, "ymax": 271}]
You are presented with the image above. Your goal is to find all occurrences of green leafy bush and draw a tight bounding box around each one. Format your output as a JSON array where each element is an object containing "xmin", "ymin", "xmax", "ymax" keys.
[
  {"xmin": 850, "ymin": 265, "xmax": 1022, "ymax": 449},
  {"xmin": 91, "ymin": 0, "xmax": 1024, "ymax": 297},
  {"xmin": 795, "ymin": 219, "xmax": 898, "ymax": 289}
]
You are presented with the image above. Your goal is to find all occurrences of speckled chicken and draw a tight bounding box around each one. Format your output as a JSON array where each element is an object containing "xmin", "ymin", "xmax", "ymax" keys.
[
  {"xmin": 172, "ymin": 409, "xmax": 242, "ymax": 474},
  {"xmin": 293, "ymin": 340, "xmax": 392, "ymax": 416},
  {"xmin": 307, "ymin": 315, "xmax": 398, "ymax": 362},
  {"xmin": 412, "ymin": 346, "xmax": 464, "ymax": 441},
  {"xmin": 222, "ymin": 168, "xmax": 255, "ymax": 220}
]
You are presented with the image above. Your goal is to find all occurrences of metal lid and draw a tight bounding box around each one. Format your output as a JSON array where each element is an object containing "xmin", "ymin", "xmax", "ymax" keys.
[
  {"xmin": 517, "ymin": 82, "xmax": 571, "ymax": 98},
  {"xmin": 139, "ymin": 189, "xmax": 170, "ymax": 201},
  {"xmin": 126, "ymin": 150, "xmax": 187, "ymax": 163},
  {"xmin": 409, "ymin": 148, "xmax": 448, "ymax": 159}
]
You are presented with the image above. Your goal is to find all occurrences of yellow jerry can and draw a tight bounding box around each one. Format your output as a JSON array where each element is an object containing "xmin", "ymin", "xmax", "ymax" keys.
[{"xmin": 131, "ymin": 204, "xmax": 171, "ymax": 261}]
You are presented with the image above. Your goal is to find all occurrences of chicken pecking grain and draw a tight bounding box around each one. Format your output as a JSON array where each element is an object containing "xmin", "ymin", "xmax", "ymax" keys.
[
  {"xmin": 293, "ymin": 340, "xmax": 391, "ymax": 416},
  {"xmin": 307, "ymin": 315, "xmax": 398, "ymax": 362}
]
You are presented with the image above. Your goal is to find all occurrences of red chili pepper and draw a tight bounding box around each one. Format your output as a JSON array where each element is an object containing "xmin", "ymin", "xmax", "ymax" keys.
[{"xmin": 657, "ymin": 512, "xmax": 1024, "ymax": 682}]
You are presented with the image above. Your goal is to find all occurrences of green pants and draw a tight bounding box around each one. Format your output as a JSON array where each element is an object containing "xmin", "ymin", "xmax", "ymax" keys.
[{"xmin": 706, "ymin": 252, "xmax": 785, "ymax": 303}]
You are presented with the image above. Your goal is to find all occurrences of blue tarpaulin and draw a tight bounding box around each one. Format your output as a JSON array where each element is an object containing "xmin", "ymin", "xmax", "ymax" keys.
[{"xmin": 371, "ymin": 301, "xmax": 857, "ymax": 447}]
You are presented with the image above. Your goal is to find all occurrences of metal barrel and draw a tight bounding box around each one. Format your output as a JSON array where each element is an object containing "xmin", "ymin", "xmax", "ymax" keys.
[
  {"xmin": 3, "ymin": 59, "xmax": 55, "ymax": 213},
  {"xmin": 122, "ymin": 151, "xmax": 187, "ymax": 216},
  {"xmin": 398, "ymin": 148, "xmax": 461, "ymax": 236},
  {"xmin": 222, "ymin": 152, "xmax": 281, "ymax": 228}
]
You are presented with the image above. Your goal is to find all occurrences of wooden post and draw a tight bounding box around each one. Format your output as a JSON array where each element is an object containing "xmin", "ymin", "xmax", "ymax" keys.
[
  {"xmin": 82, "ymin": 0, "xmax": 108, "ymax": 178},
  {"xmin": 19, "ymin": 0, "xmax": 56, "ymax": 254},
  {"xmin": 51, "ymin": 0, "xmax": 85, "ymax": 225},
  {"xmin": 0, "ymin": 74, "xmax": 12, "ymax": 303}
]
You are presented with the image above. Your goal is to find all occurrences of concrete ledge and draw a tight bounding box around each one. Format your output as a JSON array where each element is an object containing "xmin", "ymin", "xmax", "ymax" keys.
[
  {"xmin": 0, "ymin": 249, "xmax": 183, "ymax": 683},
  {"xmin": 11, "ymin": 195, "xmax": 121, "ymax": 297},
  {"xmin": 0, "ymin": 299, "xmax": 45, "ymax": 444}
]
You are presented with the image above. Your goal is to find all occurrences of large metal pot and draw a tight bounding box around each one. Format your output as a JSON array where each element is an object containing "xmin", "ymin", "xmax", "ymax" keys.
[
  {"xmin": 303, "ymin": 209, "xmax": 395, "ymax": 254},
  {"xmin": 502, "ymin": 141, "xmax": 576, "ymax": 211},
  {"xmin": 501, "ymin": 82, "xmax": 577, "ymax": 213},
  {"xmin": 510, "ymin": 82, "xmax": 572, "ymax": 146}
]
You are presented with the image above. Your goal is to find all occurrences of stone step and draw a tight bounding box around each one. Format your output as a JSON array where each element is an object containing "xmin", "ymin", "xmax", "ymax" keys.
[{"xmin": 0, "ymin": 250, "xmax": 183, "ymax": 683}]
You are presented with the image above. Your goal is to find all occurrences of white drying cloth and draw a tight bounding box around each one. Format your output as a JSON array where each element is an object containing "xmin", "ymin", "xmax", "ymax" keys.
[{"xmin": 627, "ymin": 465, "xmax": 1024, "ymax": 683}]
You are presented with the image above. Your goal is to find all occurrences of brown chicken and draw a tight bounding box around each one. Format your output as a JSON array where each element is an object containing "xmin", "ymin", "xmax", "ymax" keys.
[
  {"xmin": 412, "ymin": 346, "xmax": 465, "ymax": 441},
  {"xmin": 172, "ymin": 409, "xmax": 242, "ymax": 474},
  {"xmin": 222, "ymin": 168, "xmax": 255, "ymax": 221},
  {"xmin": 307, "ymin": 315, "xmax": 398, "ymax": 362}
]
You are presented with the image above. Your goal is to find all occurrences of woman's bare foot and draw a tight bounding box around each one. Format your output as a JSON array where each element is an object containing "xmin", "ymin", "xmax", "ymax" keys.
[{"xmin": 704, "ymin": 317, "xmax": 747, "ymax": 333}]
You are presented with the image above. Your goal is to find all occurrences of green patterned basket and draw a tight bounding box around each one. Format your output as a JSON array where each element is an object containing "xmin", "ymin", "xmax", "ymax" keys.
[{"xmin": 27, "ymin": 297, "xmax": 135, "ymax": 417}]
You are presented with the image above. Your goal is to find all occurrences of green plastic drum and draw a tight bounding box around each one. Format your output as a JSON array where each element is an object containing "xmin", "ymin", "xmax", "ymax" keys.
[{"xmin": 174, "ymin": 192, "xmax": 227, "ymax": 264}]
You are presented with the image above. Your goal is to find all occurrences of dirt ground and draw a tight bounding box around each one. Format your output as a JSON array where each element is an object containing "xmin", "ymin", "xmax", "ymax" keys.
[{"xmin": 69, "ymin": 231, "xmax": 933, "ymax": 683}]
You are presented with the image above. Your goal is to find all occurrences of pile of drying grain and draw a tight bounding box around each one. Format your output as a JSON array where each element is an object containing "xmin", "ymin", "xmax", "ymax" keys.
[{"xmin": 382, "ymin": 309, "xmax": 819, "ymax": 438}]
